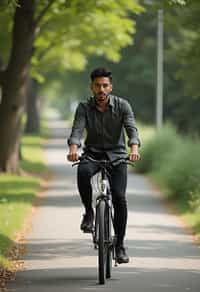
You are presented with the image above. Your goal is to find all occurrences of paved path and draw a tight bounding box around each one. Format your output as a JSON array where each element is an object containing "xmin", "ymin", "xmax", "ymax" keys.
[{"xmin": 8, "ymin": 117, "xmax": 200, "ymax": 292}]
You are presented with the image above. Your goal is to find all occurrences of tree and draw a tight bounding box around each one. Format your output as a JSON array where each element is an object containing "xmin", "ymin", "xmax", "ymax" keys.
[
  {"xmin": 56, "ymin": 0, "xmax": 200, "ymax": 135},
  {"xmin": 166, "ymin": 0, "xmax": 200, "ymax": 98},
  {"xmin": 0, "ymin": 0, "xmax": 143, "ymax": 173}
]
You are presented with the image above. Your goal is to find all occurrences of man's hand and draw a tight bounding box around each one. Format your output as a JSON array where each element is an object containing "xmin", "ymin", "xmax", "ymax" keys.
[
  {"xmin": 67, "ymin": 144, "xmax": 79, "ymax": 162},
  {"xmin": 129, "ymin": 144, "xmax": 140, "ymax": 162}
]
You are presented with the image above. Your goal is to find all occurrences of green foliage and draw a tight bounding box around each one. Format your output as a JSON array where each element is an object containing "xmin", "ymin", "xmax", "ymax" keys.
[
  {"xmin": 60, "ymin": 1, "xmax": 200, "ymax": 134},
  {"xmin": 135, "ymin": 123, "xmax": 200, "ymax": 239},
  {"xmin": 0, "ymin": 0, "xmax": 144, "ymax": 80},
  {"xmin": 190, "ymin": 187, "xmax": 200, "ymax": 212},
  {"xmin": 165, "ymin": 1, "xmax": 200, "ymax": 98},
  {"xmin": 160, "ymin": 141, "xmax": 200, "ymax": 201},
  {"xmin": 135, "ymin": 124, "xmax": 180, "ymax": 173},
  {"xmin": 135, "ymin": 124, "xmax": 200, "ymax": 207},
  {"xmin": 32, "ymin": 0, "xmax": 144, "ymax": 77},
  {"xmin": 0, "ymin": 6, "xmax": 13, "ymax": 63}
]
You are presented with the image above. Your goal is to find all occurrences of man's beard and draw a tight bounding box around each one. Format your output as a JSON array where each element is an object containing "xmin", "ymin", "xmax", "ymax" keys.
[{"xmin": 95, "ymin": 92, "xmax": 108, "ymax": 102}]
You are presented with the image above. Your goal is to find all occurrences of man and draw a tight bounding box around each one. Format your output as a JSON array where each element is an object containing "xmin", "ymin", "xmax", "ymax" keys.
[{"xmin": 67, "ymin": 68, "xmax": 140, "ymax": 264}]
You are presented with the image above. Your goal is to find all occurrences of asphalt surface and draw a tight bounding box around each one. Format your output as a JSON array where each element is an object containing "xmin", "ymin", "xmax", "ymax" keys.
[{"xmin": 8, "ymin": 116, "xmax": 200, "ymax": 292}]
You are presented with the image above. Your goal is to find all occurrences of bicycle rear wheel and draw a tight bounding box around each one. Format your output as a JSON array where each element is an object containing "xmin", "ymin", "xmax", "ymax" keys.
[{"xmin": 97, "ymin": 200, "xmax": 106, "ymax": 284}]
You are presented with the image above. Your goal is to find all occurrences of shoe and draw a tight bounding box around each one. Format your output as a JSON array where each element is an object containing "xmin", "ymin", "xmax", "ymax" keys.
[
  {"xmin": 80, "ymin": 211, "xmax": 94, "ymax": 233},
  {"xmin": 115, "ymin": 245, "xmax": 129, "ymax": 264}
]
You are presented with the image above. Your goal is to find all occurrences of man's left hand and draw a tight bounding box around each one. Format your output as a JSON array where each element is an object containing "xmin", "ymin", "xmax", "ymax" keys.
[
  {"xmin": 129, "ymin": 144, "xmax": 141, "ymax": 162},
  {"xmin": 129, "ymin": 152, "xmax": 140, "ymax": 162}
]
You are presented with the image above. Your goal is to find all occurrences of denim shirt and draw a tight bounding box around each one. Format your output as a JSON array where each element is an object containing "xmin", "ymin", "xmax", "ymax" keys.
[{"xmin": 68, "ymin": 95, "xmax": 141, "ymax": 161}]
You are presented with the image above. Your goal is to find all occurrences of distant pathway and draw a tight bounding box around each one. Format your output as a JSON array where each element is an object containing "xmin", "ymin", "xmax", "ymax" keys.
[{"xmin": 8, "ymin": 116, "xmax": 200, "ymax": 292}]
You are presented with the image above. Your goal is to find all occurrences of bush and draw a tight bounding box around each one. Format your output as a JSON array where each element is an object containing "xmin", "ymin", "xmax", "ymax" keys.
[
  {"xmin": 161, "ymin": 140, "xmax": 200, "ymax": 201},
  {"xmin": 135, "ymin": 124, "xmax": 180, "ymax": 173},
  {"xmin": 135, "ymin": 124, "xmax": 200, "ymax": 207}
]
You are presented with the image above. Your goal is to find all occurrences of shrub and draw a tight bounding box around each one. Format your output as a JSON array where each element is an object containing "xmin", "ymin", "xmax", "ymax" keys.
[
  {"xmin": 135, "ymin": 124, "xmax": 200, "ymax": 207},
  {"xmin": 135, "ymin": 124, "xmax": 180, "ymax": 173},
  {"xmin": 161, "ymin": 141, "xmax": 200, "ymax": 201}
]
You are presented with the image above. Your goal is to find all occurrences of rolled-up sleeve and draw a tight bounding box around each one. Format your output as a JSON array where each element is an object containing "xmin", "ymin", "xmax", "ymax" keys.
[
  {"xmin": 123, "ymin": 100, "xmax": 141, "ymax": 147},
  {"xmin": 67, "ymin": 103, "xmax": 86, "ymax": 147}
]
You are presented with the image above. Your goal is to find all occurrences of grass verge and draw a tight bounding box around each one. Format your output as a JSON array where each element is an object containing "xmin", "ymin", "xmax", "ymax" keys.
[{"xmin": 0, "ymin": 134, "xmax": 48, "ymax": 271}]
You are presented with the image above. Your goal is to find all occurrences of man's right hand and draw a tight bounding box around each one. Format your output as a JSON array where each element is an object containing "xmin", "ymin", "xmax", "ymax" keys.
[{"xmin": 67, "ymin": 144, "xmax": 79, "ymax": 162}]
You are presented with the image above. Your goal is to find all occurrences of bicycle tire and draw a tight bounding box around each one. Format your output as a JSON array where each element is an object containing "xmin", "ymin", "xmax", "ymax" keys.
[
  {"xmin": 97, "ymin": 200, "xmax": 106, "ymax": 284},
  {"xmin": 105, "ymin": 204, "xmax": 112, "ymax": 279}
]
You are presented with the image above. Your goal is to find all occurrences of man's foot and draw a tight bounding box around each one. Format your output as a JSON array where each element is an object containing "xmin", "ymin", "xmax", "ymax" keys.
[
  {"xmin": 80, "ymin": 211, "xmax": 94, "ymax": 233},
  {"xmin": 115, "ymin": 245, "xmax": 129, "ymax": 264}
]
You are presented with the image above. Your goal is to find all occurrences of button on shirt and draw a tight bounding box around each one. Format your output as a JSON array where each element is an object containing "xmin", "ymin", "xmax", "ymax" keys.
[{"xmin": 68, "ymin": 95, "xmax": 141, "ymax": 161}]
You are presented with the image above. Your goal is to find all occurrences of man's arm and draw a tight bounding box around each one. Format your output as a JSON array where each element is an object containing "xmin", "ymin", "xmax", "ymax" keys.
[
  {"xmin": 123, "ymin": 100, "xmax": 141, "ymax": 162},
  {"xmin": 67, "ymin": 103, "xmax": 86, "ymax": 162}
]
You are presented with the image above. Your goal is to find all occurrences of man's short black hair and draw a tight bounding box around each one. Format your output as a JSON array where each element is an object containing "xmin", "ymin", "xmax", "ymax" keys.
[{"xmin": 90, "ymin": 67, "xmax": 112, "ymax": 82}]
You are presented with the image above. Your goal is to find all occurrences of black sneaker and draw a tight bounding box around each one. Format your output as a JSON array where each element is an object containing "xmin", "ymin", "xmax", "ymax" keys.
[
  {"xmin": 116, "ymin": 245, "xmax": 129, "ymax": 264},
  {"xmin": 80, "ymin": 211, "xmax": 94, "ymax": 233}
]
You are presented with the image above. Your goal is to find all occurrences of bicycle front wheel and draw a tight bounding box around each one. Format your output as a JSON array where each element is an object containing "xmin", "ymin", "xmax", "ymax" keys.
[
  {"xmin": 105, "ymin": 204, "xmax": 112, "ymax": 279},
  {"xmin": 97, "ymin": 200, "xmax": 106, "ymax": 285}
]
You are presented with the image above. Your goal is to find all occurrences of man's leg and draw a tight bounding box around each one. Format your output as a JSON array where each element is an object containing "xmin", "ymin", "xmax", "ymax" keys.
[
  {"xmin": 109, "ymin": 163, "xmax": 129, "ymax": 263},
  {"xmin": 77, "ymin": 160, "xmax": 99, "ymax": 232}
]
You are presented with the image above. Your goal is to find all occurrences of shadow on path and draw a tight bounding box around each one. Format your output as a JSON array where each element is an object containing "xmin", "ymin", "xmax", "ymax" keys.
[{"xmin": 9, "ymin": 266, "xmax": 200, "ymax": 292}]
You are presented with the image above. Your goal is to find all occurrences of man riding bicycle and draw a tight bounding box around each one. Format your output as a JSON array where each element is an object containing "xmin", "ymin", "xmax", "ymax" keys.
[{"xmin": 67, "ymin": 68, "xmax": 141, "ymax": 264}]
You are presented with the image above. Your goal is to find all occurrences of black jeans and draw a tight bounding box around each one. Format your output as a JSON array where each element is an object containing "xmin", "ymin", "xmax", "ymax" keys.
[{"xmin": 77, "ymin": 153, "xmax": 127, "ymax": 246}]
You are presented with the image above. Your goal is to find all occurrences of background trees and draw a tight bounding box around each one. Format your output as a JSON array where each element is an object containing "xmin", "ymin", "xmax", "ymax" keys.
[
  {"xmin": 0, "ymin": 0, "xmax": 199, "ymax": 174},
  {"xmin": 0, "ymin": 0, "xmax": 143, "ymax": 173},
  {"xmin": 55, "ymin": 0, "xmax": 200, "ymax": 134}
]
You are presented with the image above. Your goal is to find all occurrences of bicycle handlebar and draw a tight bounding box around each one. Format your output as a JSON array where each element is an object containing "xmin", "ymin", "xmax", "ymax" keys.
[{"xmin": 72, "ymin": 155, "xmax": 134, "ymax": 167}]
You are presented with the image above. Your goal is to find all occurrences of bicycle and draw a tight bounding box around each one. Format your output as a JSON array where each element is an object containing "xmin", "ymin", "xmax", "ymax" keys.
[{"xmin": 73, "ymin": 155, "xmax": 133, "ymax": 285}]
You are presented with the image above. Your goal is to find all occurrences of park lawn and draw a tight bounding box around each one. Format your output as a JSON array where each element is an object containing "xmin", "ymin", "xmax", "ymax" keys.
[{"xmin": 0, "ymin": 135, "xmax": 48, "ymax": 269}]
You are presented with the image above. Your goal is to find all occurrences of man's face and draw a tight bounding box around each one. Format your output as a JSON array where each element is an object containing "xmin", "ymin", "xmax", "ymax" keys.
[{"xmin": 90, "ymin": 77, "xmax": 112, "ymax": 107}]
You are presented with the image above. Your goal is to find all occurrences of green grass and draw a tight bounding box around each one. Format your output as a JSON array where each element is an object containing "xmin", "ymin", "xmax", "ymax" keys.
[
  {"xmin": 20, "ymin": 135, "xmax": 47, "ymax": 173},
  {"xmin": 182, "ymin": 212, "xmax": 200, "ymax": 241},
  {"xmin": 0, "ymin": 135, "xmax": 48, "ymax": 269}
]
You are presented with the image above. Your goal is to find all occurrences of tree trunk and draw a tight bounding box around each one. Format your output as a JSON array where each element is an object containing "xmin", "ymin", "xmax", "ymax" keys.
[
  {"xmin": 25, "ymin": 78, "xmax": 40, "ymax": 134},
  {"xmin": 0, "ymin": 0, "xmax": 36, "ymax": 173}
]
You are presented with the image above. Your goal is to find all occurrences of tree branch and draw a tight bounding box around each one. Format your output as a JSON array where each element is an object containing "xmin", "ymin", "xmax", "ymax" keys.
[
  {"xmin": 35, "ymin": 0, "xmax": 56, "ymax": 26},
  {"xmin": 34, "ymin": 38, "xmax": 61, "ymax": 62}
]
